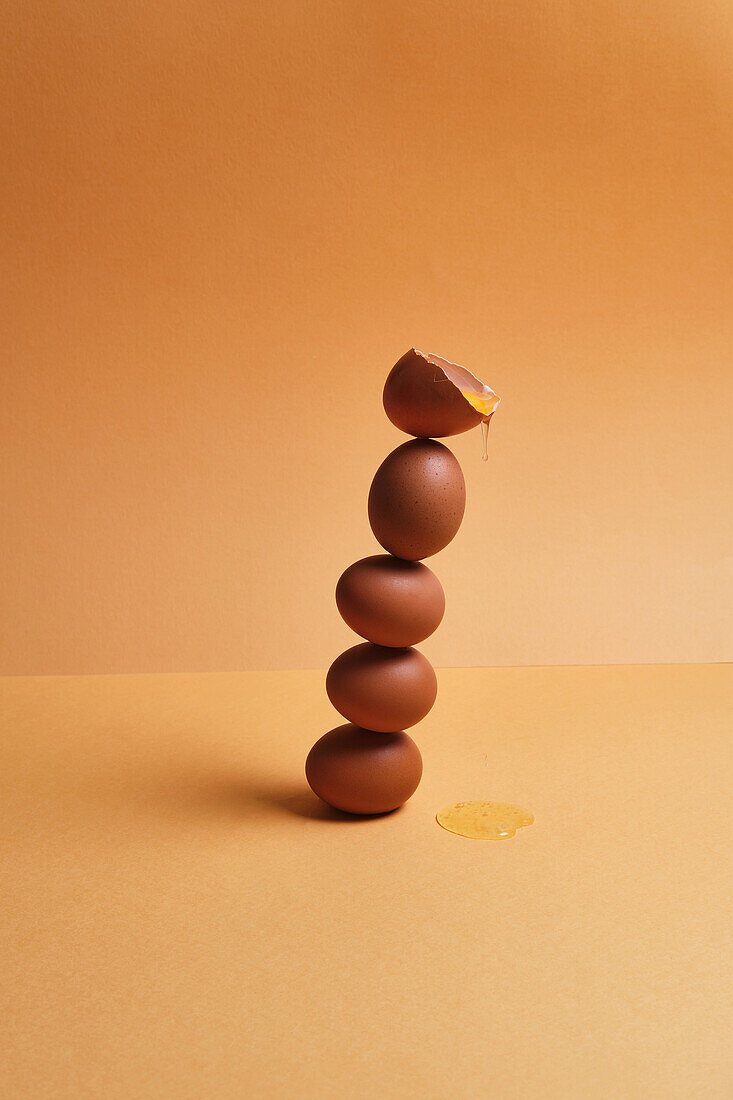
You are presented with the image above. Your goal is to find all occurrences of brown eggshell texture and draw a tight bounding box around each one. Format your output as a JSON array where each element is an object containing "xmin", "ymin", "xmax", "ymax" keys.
[
  {"xmin": 306, "ymin": 724, "xmax": 423, "ymax": 814},
  {"xmin": 326, "ymin": 642, "xmax": 437, "ymax": 732},
  {"xmin": 368, "ymin": 439, "xmax": 466, "ymax": 561},
  {"xmin": 383, "ymin": 348, "xmax": 499, "ymax": 438},
  {"xmin": 336, "ymin": 554, "xmax": 445, "ymax": 647}
]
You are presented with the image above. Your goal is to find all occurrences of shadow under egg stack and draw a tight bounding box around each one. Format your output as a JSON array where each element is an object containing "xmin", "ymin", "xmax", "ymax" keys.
[{"xmin": 305, "ymin": 348, "xmax": 499, "ymax": 815}]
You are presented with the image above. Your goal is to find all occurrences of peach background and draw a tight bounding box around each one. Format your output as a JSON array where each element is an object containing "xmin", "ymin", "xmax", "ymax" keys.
[{"xmin": 2, "ymin": 0, "xmax": 731, "ymax": 675}]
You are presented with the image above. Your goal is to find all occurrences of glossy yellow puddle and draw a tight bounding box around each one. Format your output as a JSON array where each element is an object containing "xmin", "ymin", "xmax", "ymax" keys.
[{"xmin": 436, "ymin": 800, "xmax": 534, "ymax": 840}]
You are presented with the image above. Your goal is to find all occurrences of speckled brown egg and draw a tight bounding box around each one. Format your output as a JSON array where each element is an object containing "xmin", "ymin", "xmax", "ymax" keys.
[
  {"xmin": 368, "ymin": 439, "xmax": 466, "ymax": 560},
  {"xmin": 383, "ymin": 348, "xmax": 500, "ymax": 438},
  {"xmin": 336, "ymin": 554, "xmax": 445, "ymax": 647},
  {"xmin": 306, "ymin": 724, "xmax": 423, "ymax": 814},
  {"xmin": 326, "ymin": 642, "xmax": 437, "ymax": 731}
]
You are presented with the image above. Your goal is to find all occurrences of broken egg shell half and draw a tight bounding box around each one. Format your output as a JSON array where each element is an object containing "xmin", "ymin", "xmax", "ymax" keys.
[{"xmin": 383, "ymin": 347, "xmax": 501, "ymax": 439}]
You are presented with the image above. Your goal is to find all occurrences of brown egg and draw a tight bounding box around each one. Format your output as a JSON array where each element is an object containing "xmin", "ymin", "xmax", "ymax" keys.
[
  {"xmin": 368, "ymin": 439, "xmax": 466, "ymax": 560},
  {"xmin": 326, "ymin": 642, "xmax": 437, "ymax": 731},
  {"xmin": 383, "ymin": 348, "xmax": 500, "ymax": 438},
  {"xmin": 306, "ymin": 724, "xmax": 423, "ymax": 814},
  {"xmin": 336, "ymin": 554, "xmax": 445, "ymax": 647}
]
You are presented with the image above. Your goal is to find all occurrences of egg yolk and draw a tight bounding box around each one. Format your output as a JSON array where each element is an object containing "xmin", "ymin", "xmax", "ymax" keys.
[{"xmin": 459, "ymin": 389, "xmax": 501, "ymax": 419}]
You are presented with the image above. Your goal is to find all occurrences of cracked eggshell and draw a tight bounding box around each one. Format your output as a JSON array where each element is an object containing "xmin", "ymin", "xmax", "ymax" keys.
[{"xmin": 383, "ymin": 347, "xmax": 500, "ymax": 439}]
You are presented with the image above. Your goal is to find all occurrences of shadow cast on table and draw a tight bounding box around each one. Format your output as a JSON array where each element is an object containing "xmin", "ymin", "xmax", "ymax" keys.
[
  {"xmin": 83, "ymin": 736, "xmax": 402, "ymax": 826},
  {"xmin": 260, "ymin": 782, "xmax": 399, "ymax": 822},
  {"xmin": 114, "ymin": 764, "xmax": 396, "ymax": 825},
  {"xmin": 197, "ymin": 777, "xmax": 397, "ymax": 823}
]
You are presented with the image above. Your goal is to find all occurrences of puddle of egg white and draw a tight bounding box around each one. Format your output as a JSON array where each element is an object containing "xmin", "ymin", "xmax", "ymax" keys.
[{"xmin": 436, "ymin": 800, "xmax": 534, "ymax": 840}]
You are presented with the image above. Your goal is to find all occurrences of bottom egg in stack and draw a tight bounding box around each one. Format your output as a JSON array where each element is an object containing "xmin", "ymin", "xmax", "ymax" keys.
[{"xmin": 306, "ymin": 725, "xmax": 423, "ymax": 816}]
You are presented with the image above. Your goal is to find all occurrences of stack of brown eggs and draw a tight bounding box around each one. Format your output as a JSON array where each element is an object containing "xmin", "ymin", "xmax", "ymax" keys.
[{"xmin": 305, "ymin": 349, "xmax": 500, "ymax": 815}]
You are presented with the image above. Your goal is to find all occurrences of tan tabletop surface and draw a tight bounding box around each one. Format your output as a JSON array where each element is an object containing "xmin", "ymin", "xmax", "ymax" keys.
[{"xmin": 2, "ymin": 664, "xmax": 731, "ymax": 1098}]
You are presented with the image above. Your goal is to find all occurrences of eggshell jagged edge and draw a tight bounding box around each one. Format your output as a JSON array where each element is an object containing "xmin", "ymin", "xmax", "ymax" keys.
[{"xmin": 413, "ymin": 348, "xmax": 501, "ymax": 420}]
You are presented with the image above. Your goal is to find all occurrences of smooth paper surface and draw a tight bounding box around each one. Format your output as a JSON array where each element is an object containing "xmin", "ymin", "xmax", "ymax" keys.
[{"xmin": 2, "ymin": 664, "xmax": 731, "ymax": 1097}]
